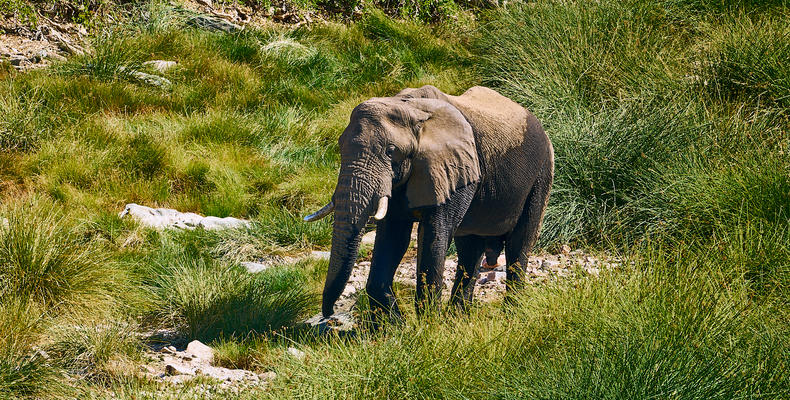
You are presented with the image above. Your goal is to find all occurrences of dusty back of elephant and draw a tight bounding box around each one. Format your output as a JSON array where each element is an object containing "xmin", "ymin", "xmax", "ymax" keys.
[
  {"xmin": 399, "ymin": 85, "xmax": 553, "ymax": 234},
  {"xmin": 397, "ymin": 85, "xmax": 549, "ymax": 172}
]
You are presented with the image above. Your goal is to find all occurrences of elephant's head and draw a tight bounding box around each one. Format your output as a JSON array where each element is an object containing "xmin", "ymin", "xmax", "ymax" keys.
[{"xmin": 305, "ymin": 97, "xmax": 480, "ymax": 317}]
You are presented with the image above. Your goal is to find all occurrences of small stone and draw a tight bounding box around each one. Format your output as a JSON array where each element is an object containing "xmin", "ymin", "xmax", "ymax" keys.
[
  {"xmin": 341, "ymin": 285, "xmax": 356, "ymax": 297},
  {"xmin": 561, "ymin": 244, "xmax": 571, "ymax": 254},
  {"xmin": 361, "ymin": 230, "xmax": 376, "ymax": 245},
  {"xmin": 258, "ymin": 371, "xmax": 277, "ymax": 381},
  {"xmin": 542, "ymin": 259, "xmax": 560, "ymax": 270},
  {"xmin": 186, "ymin": 340, "xmax": 214, "ymax": 362},
  {"xmin": 47, "ymin": 52, "xmax": 66, "ymax": 61},
  {"xmin": 161, "ymin": 346, "xmax": 177, "ymax": 354},
  {"xmin": 487, "ymin": 271, "xmax": 506, "ymax": 281},
  {"xmin": 241, "ymin": 261, "xmax": 269, "ymax": 273},
  {"xmin": 165, "ymin": 363, "xmax": 195, "ymax": 376},
  {"xmin": 9, "ymin": 56, "xmax": 25, "ymax": 66},
  {"xmin": 304, "ymin": 312, "xmax": 355, "ymax": 334},
  {"xmin": 310, "ymin": 251, "xmax": 330, "ymax": 260},
  {"xmin": 126, "ymin": 69, "xmax": 172, "ymax": 89},
  {"xmin": 287, "ymin": 347, "xmax": 305, "ymax": 360}
]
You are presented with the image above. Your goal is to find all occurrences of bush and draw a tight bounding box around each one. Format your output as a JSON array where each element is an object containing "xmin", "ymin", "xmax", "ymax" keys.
[
  {"xmin": 0, "ymin": 200, "xmax": 129, "ymax": 313},
  {"xmin": 0, "ymin": 298, "xmax": 56, "ymax": 399},
  {"xmin": 47, "ymin": 320, "xmax": 142, "ymax": 380},
  {"xmin": 58, "ymin": 32, "xmax": 144, "ymax": 82},
  {"xmin": 151, "ymin": 252, "xmax": 314, "ymax": 341},
  {"xmin": 702, "ymin": 13, "xmax": 790, "ymax": 111},
  {"xmin": 0, "ymin": 85, "xmax": 47, "ymax": 152}
]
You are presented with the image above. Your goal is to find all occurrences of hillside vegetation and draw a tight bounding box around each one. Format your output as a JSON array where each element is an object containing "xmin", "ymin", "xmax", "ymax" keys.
[{"xmin": 1, "ymin": 0, "xmax": 788, "ymax": 398}]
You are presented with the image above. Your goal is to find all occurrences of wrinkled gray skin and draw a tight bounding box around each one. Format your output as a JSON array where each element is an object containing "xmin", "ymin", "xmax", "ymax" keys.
[{"xmin": 308, "ymin": 85, "xmax": 554, "ymax": 320}]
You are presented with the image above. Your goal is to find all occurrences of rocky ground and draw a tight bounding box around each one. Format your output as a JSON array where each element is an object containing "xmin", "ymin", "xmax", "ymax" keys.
[
  {"xmin": 1, "ymin": 0, "xmax": 324, "ymax": 72},
  {"xmin": 330, "ymin": 229, "xmax": 619, "ymax": 316},
  {"xmin": 137, "ymin": 338, "xmax": 278, "ymax": 396}
]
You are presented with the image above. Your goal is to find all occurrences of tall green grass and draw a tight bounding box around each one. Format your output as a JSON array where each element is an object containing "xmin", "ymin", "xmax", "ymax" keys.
[
  {"xmin": 0, "ymin": 298, "xmax": 54, "ymax": 399},
  {"xmin": 264, "ymin": 245, "xmax": 789, "ymax": 399},
  {"xmin": 0, "ymin": 200, "xmax": 134, "ymax": 312},
  {"xmin": 148, "ymin": 249, "xmax": 314, "ymax": 341},
  {"xmin": 476, "ymin": 0, "xmax": 789, "ymax": 250}
]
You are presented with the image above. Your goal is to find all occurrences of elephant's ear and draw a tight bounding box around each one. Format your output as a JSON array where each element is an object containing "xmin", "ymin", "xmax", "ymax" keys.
[{"xmin": 405, "ymin": 99, "xmax": 480, "ymax": 208}]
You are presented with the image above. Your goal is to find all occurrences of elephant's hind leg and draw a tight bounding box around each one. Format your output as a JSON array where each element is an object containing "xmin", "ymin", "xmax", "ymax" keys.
[
  {"xmin": 450, "ymin": 235, "xmax": 486, "ymax": 309},
  {"xmin": 505, "ymin": 162, "xmax": 553, "ymax": 294}
]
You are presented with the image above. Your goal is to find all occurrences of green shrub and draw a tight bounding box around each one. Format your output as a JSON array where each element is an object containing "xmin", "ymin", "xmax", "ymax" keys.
[
  {"xmin": 0, "ymin": 85, "xmax": 47, "ymax": 152},
  {"xmin": 0, "ymin": 201, "xmax": 127, "ymax": 312},
  {"xmin": 48, "ymin": 320, "xmax": 142, "ymax": 380},
  {"xmin": 702, "ymin": 13, "xmax": 790, "ymax": 111},
  {"xmin": 59, "ymin": 33, "xmax": 144, "ymax": 82},
  {"xmin": 151, "ymin": 252, "xmax": 314, "ymax": 341},
  {"xmin": 0, "ymin": 298, "xmax": 55, "ymax": 399},
  {"xmin": 123, "ymin": 133, "xmax": 168, "ymax": 179},
  {"xmin": 476, "ymin": 0, "xmax": 687, "ymax": 113}
]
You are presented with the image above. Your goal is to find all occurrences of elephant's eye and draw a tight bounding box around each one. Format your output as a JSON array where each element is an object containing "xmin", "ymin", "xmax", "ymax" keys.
[{"xmin": 385, "ymin": 144, "xmax": 396, "ymax": 157}]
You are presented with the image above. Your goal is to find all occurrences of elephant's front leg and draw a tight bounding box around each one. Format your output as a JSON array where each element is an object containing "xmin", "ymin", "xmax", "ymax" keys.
[
  {"xmin": 366, "ymin": 216, "xmax": 413, "ymax": 323},
  {"xmin": 415, "ymin": 184, "xmax": 477, "ymax": 313}
]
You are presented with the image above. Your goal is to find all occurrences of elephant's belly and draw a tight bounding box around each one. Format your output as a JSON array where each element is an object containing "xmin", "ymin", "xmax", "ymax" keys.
[
  {"xmin": 454, "ymin": 163, "xmax": 538, "ymax": 237},
  {"xmin": 455, "ymin": 191, "xmax": 529, "ymax": 236}
]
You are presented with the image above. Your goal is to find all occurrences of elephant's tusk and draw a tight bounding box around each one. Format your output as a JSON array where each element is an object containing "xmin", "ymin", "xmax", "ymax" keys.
[
  {"xmin": 304, "ymin": 201, "xmax": 335, "ymax": 222},
  {"xmin": 373, "ymin": 196, "xmax": 388, "ymax": 220}
]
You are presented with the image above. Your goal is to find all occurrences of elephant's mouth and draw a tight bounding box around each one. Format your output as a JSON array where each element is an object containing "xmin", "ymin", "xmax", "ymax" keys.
[{"xmin": 305, "ymin": 191, "xmax": 390, "ymax": 317}]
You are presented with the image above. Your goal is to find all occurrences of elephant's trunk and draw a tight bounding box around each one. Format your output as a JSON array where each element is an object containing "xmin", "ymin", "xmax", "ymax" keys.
[{"xmin": 322, "ymin": 165, "xmax": 388, "ymax": 317}]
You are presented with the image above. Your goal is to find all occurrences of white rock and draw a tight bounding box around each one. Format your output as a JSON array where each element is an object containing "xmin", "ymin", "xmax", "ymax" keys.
[
  {"xmin": 542, "ymin": 259, "xmax": 561, "ymax": 269},
  {"xmin": 119, "ymin": 203, "xmax": 250, "ymax": 231},
  {"xmin": 304, "ymin": 312, "xmax": 355, "ymax": 334},
  {"xmin": 310, "ymin": 251, "xmax": 330, "ymax": 260},
  {"xmin": 258, "ymin": 371, "xmax": 277, "ymax": 381},
  {"xmin": 196, "ymin": 365, "xmax": 257, "ymax": 382},
  {"xmin": 361, "ymin": 230, "xmax": 376, "ymax": 245},
  {"xmin": 199, "ymin": 216, "xmax": 250, "ymax": 230},
  {"xmin": 117, "ymin": 67, "xmax": 172, "ymax": 89},
  {"xmin": 241, "ymin": 261, "xmax": 269, "ymax": 273},
  {"xmin": 143, "ymin": 60, "xmax": 177, "ymax": 73},
  {"xmin": 487, "ymin": 271, "xmax": 507, "ymax": 281},
  {"xmin": 186, "ymin": 340, "xmax": 214, "ymax": 362},
  {"xmin": 287, "ymin": 347, "xmax": 305, "ymax": 360},
  {"xmin": 341, "ymin": 285, "xmax": 357, "ymax": 297}
]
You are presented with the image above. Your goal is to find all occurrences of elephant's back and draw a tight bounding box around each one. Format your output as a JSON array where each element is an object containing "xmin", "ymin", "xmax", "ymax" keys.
[{"xmin": 450, "ymin": 87, "xmax": 551, "ymax": 236}]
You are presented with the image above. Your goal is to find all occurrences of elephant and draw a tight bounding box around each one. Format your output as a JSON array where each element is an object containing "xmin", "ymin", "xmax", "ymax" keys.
[{"xmin": 304, "ymin": 85, "xmax": 554, "ymax": 320}]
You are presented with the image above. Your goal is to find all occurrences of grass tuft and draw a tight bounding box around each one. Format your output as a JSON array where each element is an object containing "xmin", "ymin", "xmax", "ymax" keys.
[{"xmin": 150, "ymin": 251, "xmax": 314, "ymax": 341}]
